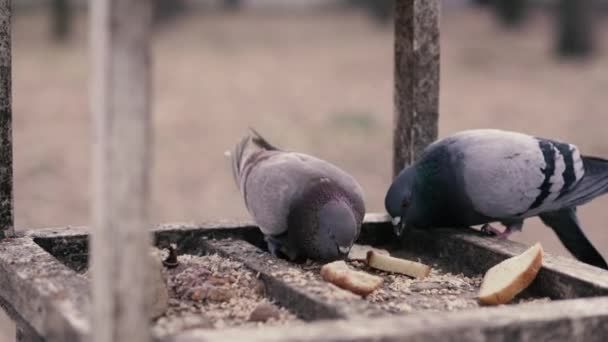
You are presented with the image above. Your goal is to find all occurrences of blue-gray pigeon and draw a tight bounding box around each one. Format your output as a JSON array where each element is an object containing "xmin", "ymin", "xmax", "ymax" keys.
[
  {"xmin": 385, "ymin": 129, "xmax": 608, "ymax": 269},
  {"xmin": 231, "ymin": 129, "xmax": 366, "ymax": 261}
]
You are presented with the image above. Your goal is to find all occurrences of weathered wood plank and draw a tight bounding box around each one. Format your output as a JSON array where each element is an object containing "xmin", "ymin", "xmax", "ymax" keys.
[
  {"xmin": 30, "ymin": 220, "xmax": 258, "ymax": 245},
  {"xmin": 27, "ymin": 214, "xmax": 608, "ymax": 298},
  {"xmin": 170, "ymin": 296, "xmax": 608, "ymax": 342},
  {"xmin": 153, "ymin": 221, "xmax": 263, "ymax": 252},
  {"xmin": 420, "ymin": 228, "xmax": 608, "ymax": 298},
  {"xmin": 27, "ymin": 221, "xmax": 263, "ymax": 274},
  {"xmin": 90, "ymin": 0, "xmax": 153, "ymax": 341},
  {"xmin": 0, "ymin": 0, "xmax": 13, "ymax": 238},
  {"xmin": 393, "ymin": 0, "xmax": 440, "ymax": 177},
  {"xmin": 200, "ymin": 239, "xmax": 385, "ymax": 321},
  {"xmin": 0, "ymin": 237, "xmax": 89, "ymax": 341},
  {"xmin": 26, "ymin": 220, "xmax": 257, "ymax": 241},
  {"xmin": 5, "ymin": 215, "xmax": 608, "ymax": 341},
  {"xmin": 359, "ymin": 213, "xmax": 608, "ymax": 299},
  {"xmin": 34, "ymin": 234, "xmax": 89, "ymax": 273}
]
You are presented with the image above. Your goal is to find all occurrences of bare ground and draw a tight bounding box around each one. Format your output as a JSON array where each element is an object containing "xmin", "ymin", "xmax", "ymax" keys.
[{"xmin": 10, "ymin": 6, "xmax": 608, "ymax": 276}]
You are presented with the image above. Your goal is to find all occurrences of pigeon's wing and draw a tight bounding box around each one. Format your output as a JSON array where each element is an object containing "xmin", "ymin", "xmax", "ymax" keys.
[
  {"xmin": 231, "ymin": 129, "xmax": 284, "ymax": 193},
  {"xmin": 243, "ymin": 152, "xmax": 365, "ymax": 237},
  {"xmin": 242, "ymin": 152, "xmax": 320, "ymax": 236},
  {"xmin": 249, "ymin": 128, "xmax": 281, "ymax": 151},
  {"xmin": 289, "ymin": 152, "xmax": 366, "ymax": 222},
  {"xmin": 444, "ymin": 130, "xmax": 584, "ymax": 218},
  {"xmin": 539, "ymin": 208, "xmax": 608, "ymax": 269},
  {"xmin": 232, "ymin": 130, "xmax": 364, "ymax": 236}
]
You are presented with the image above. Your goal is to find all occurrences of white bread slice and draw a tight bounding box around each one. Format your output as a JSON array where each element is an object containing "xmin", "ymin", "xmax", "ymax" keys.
[
  {"xmin": 478, "ymin": 243, "xmax": 544, "ymax": 305},
  {"xmin": 347, "ymin": 244, "xmax": 390, "ymax": 262},
  {"xmin": 366, "ymin": 251, "xmax": 431, "ymax": 279},
  {"xmin": 320, "ymin": 260, "xmax": 383, "ymax": 297}
]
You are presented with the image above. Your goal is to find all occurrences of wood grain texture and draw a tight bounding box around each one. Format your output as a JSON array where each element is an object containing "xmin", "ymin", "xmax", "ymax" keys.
[
  {"xmin": 0, "ymin": 0, "xmax": 13, "ymax": 238},
  {"xmin": 90, "ymin": 0, "xmax": 153, "ymax": 341},
  {"xmin": 30, "ymin": 215, "xmax": 608, "ymax": 300},
  {"xmin": 0, "ymin": 237, "xmax": 89, "ymax": 342},
  {"xmin": 5, "ymin": 215, "xmax": 608, "ymax": 341},
  {"xmin": 393, "ymin": 0, "xmax": 440, "ymax": 177},
  {"xmin": 171, "ymin": 296, "xmax": 608, "ymax": 342}
]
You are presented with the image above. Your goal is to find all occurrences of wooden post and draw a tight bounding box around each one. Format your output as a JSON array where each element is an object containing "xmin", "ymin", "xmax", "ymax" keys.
[
  {"xmin": 0, "ymin": 0, "xmax": 13, "ymax": 239},
  {"xmin": 393, "ymin": 0, "xmax": 440, "ymax": 178},
  {"xmin": 90, "ymin": 0, "xmax": 152, "ymax": 341}
]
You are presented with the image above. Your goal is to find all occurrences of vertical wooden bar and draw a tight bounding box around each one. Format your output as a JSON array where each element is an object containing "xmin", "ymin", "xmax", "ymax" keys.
[
  {"xmin": 90, "ymin": 0, "xmax": 152, "ymax": 341},
  {"xmin": 0, "ymin": 0, "xmax": 12, "ymax": 239},
  {"xmin": 393, "ymin": 0, "xmax": 440, "ymax": 177}
]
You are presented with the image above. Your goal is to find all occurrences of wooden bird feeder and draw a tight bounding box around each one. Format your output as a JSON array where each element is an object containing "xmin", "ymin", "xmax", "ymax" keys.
[{"xmin": 1, "ymin": 1, "xmax": 608, "ymax": 342}]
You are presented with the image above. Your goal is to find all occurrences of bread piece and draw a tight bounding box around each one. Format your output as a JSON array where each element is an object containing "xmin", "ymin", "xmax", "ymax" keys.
[
  {"xmin": 478, "ymin": 243, "xmax": 544, "ymax": 305},
  {"xmin": 347, "ymin": 244, "xmax": 390, "ymax": 262},
  {"xmin": 320, "ymin": 260, "xmax": 383, "ymax": 297},
  {"xmin": 366, "ymin": 251, "xmax": 431, "ymax": 279}
]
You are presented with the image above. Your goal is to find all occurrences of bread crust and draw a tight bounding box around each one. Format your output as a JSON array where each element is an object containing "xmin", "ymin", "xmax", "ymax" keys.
[
  {"xmin": 366, "ymin": 251, "xmax": 431, "ymax": 279},
  {"xmin": 478, "ymin": 243, "xmax": 544, "ymax": 305},
  {"xmin": 320, "ymin": 261, "xmax": 383, "ymax": 297}
]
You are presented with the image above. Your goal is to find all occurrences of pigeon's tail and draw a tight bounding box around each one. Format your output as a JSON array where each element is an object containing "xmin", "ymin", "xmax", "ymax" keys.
[
  {"xmin": 582, "ymin": 155, "xmax": 608, "ymax": 175},
  {"xmin": 231, "ymin": 135, "xmax": 250, "ymax": 186},
  {"xmin": 249, "ymin": 128, "xmax": 280, "ymax": 151},
  {"xmin": 540, "ymin": 208, "xmax": 608, "ymax": 270},
  {"xmin": 559, "ymin": 156, "xmax": 608, "ymax": 208},
  {"xmin": 231, "ymin": 129, "xmax": 281, "ymax": 187}
]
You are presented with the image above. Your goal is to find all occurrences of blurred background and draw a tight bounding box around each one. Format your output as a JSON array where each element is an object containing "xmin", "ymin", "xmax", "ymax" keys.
[
  {"xmin": 2, "ymin": 0, "xmax": 608, "ymax": 339},
  {"xmin": 9, "ymin": 0, "xmax": 608, "ymax": 265}
]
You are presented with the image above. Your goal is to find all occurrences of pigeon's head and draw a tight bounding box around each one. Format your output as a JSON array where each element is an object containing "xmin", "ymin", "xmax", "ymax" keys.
[
  {"xmin": 385, "ymin": 166, "xmax": 416, "ymax": 237},
  {"xmin": 288, "ymin": 181, "xmax": 362, "ymax": 261}
]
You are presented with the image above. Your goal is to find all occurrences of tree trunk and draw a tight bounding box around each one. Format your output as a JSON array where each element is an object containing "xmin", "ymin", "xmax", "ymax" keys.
[
  {"xmin": 223, "ymin": 0, "xmax": 242, "ymax": 11},
  {"xmin": 51, "ymin": 0, "xmax": 72, "ymax": 42},
  {"xmin": 494, "ymin": 0, "xmax": 527, "ymax": 28},
  {"xmin": 556, "ymin": 0, "xmax": 594, "ymax": 57},
  {"xmin": 153, "ymin": 0, "xmax": 187, "ymax": 25}
]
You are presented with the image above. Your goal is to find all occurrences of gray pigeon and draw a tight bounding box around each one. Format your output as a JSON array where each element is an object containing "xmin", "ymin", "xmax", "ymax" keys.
[
  {"xmin": 385, "ymin": 129, "xmax": 608, "ymax": 270},
  {"xmin": 231, "ymin": 130, "xmax": 366, "ymax": 261}
]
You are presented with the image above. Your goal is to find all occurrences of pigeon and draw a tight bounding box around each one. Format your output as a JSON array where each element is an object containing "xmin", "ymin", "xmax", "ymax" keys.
[
  {"xmin": 230, "ymin": 129, "xmax": 366, "ymax": 262},
  {"xmin": 385, "ymin": 129, "xmax": 608, "ymax": 270}
]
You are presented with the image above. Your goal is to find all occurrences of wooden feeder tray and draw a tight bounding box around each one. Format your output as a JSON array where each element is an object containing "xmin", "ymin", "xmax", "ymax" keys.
[{"xmin": 2, "ymin": 213, "xmax": 608, "ymax": 341}]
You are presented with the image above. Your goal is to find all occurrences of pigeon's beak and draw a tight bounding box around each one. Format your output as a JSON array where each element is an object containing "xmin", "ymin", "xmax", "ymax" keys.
[
  {"xmin": 338, "ymin": 245, "xmax": 351, "ymax": 255},
  {"xmin": 392, "ymin": 214, "xmax": 409, "ymax": 237}
]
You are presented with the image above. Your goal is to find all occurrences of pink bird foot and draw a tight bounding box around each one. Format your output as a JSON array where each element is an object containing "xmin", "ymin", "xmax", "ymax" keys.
[{"xmin": 481, "ymin": 223, "xmax": 513, "ymax": 239}]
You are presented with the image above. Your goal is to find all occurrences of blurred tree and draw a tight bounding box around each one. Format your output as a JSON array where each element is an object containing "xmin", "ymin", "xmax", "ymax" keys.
[
  {"xmin": 494, "ymin": 0, "xmax": 527, "ymax": 27},
  {"xmin": 367, "ymin": 0, "xmax": 393, "ymax": 25},
  {"xmin": 556, "ymin": 0, "xmax": 594, "ymax": 57},
  {"xmin": 471, "ymin": 0, "xmax": 492, "ymax": 6},
  {"xmin": 153, "ymin": 0, "xmax": 188, "ymax": 26},
  {"xmin": 344, "ymin": 0, "xmax": 393, "ymax": 26},
  {"xmin": 51, "ymin": 0, "xmax": 72, "ymax": 42},
  {"xmin": 223, "ymin": 0, "xmax": 243, "ymax": 11}
]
